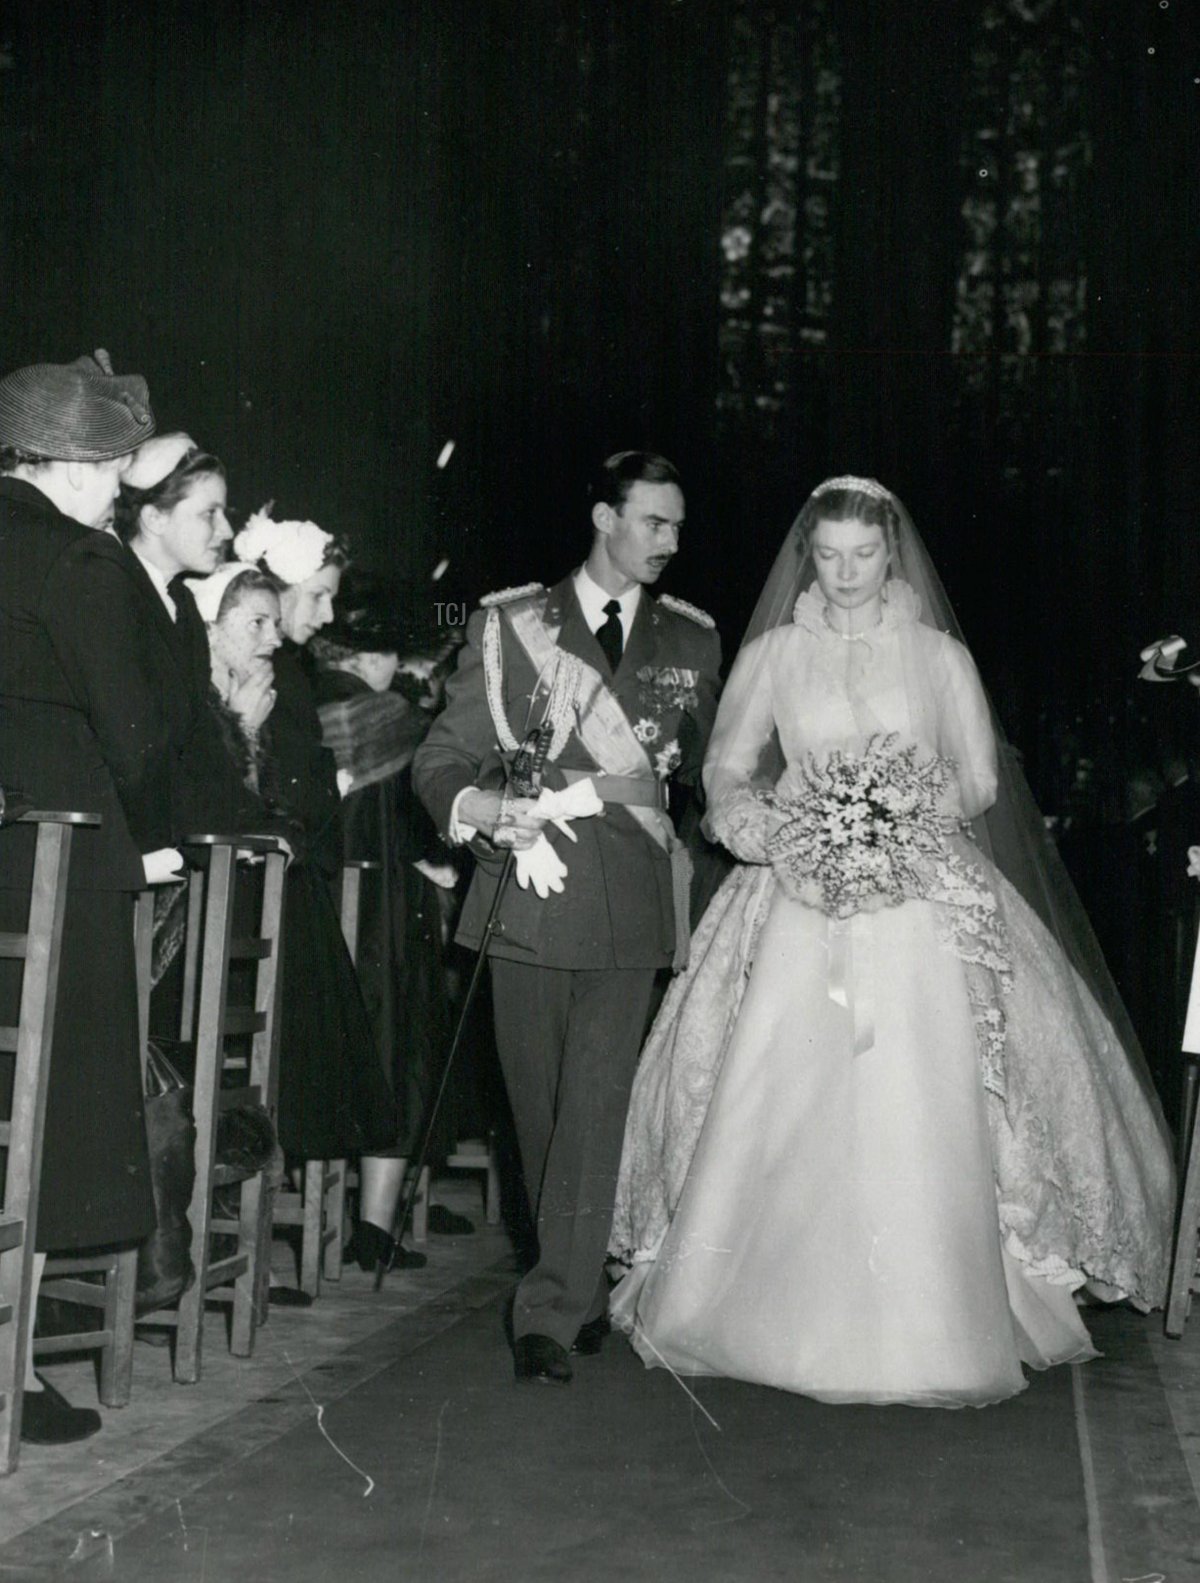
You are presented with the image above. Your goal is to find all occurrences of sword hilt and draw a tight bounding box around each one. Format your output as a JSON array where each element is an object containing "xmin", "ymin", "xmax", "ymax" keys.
[{"xmin": 509, "ymin": 725, "xmax": 552, "ymax": 797}]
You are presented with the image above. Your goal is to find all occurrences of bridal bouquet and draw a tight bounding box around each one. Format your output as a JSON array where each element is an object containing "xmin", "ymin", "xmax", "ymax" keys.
[{"xmin": 764, "ymin": 733, "xmax": 957, "ymax": 919}]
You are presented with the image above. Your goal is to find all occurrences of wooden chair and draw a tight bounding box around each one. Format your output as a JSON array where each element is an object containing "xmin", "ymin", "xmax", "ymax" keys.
[
  {"xmin": 139, "ymin": 835, "xmax": 287, "ymax": 1382},
  {"xmin": 32, "ymin": 889, "xmax": 159, "ymax": 1415},
  {"xmin": 273, "ymin": 860, "xmax": 378, "ymax": 1295},
  {"xmin": 0, "ymin": 811, "xmax": 95, "ymax": 1473},
  {"xmin": 442, "ymin": 1135, "xmax": 501, "ymax": 1230}
]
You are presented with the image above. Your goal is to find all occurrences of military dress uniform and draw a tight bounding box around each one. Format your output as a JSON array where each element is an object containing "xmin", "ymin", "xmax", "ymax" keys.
[{"xmin": 414, "ymin": 571, "xmax": 721, "ymax": 1350}]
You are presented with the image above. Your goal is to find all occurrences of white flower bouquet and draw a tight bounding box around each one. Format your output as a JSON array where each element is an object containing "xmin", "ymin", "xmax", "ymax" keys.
[{"xmin": 765, "ymin": 733, "xmax": 958, "ymax": 919}]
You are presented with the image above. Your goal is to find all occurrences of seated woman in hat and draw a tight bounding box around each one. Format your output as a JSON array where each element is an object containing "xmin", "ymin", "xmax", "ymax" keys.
[
  {"xmin": 312, "ymin": 575, "xmax": 469, "ymax": 1278},
  {"xmin": 188, "ymin": 524, "xmax": 396, "ymax": 1222},
  {"xmin": 0, "ymin": 351, "xmax": 160, "ymax": 1443}
]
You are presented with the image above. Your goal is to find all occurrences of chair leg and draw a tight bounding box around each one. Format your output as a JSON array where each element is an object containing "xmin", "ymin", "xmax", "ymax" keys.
[
  {"xmin": 254, "ymin": 1175, "xmax": 276, "ymax": 1329},
  {"xmin": 232, "ymin": 1173, "xmax": 267, "ymax": 1357},
  {"xmin": 173, "ymin": 1251, "xmax": 205, "ymax": 1385},
  {"xmin": 322, "ymin": 1160, "xmax": 347, "ymax": 1284},
  {"xmin": 485, "ymin": 1137, "xmax": 501, "ymax": 1227},
  {"xmin": 0, "ymin": 1231, "xmax": 33, "ymax": 1475},
  {"xmin": 97, "ymin": 1249, "xmax": 138, "ymax": 1407},
  {"xmin": 300, "ymin": 1160, "xmax": 325, "ymax": 1298},
  {"xmin": 1166, "ymin": 1097, "xmax": 1200, "ymax": 1337},
  {"xmin": 1180, "ymin": 1060, "xmax": 1199, "ymax": 1185}
]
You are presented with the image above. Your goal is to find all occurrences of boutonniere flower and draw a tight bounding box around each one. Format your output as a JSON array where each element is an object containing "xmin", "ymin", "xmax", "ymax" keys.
[
  {"xmin": 635, "ymin": 665, "xmax": 700, "ymax": 714},
  {"xmin": 633, "ymin": 716, "xmax": 662, "ymax": 744}
]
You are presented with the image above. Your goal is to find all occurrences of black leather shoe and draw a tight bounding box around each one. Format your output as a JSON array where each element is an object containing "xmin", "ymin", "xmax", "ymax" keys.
[
  {"xmin": 571, "ymin": 1314, "xmax": 611, "ymax": 1356},
  {"xmin": 427, "ymin": 1203, "xmax": 475, "ymax": 1235},
  {"xmin": 268, "ymin": 1284, "xmax": 314, "ymax": 1308},
  {"xmin": 20, "ymin": 1377, "xmax": 101, "ymax": 1444},
  {"xmin": 513, "ymin": 1333, "xmax": 573, "ymax": 1385},
  {"xmin": 344, "ymin": 1220, "xmax": 427, "ymax": 1276}
]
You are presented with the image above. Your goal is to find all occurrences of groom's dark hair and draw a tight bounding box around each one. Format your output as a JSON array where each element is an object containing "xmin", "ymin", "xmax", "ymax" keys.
[{"xmin": 591, "ymin": 450, "xmax": 682, "ymax": 513}]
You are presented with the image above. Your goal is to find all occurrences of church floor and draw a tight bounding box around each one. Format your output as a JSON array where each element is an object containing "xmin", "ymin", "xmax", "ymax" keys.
[{"xmin": 1, "ymin": 1184, "xmax": 1198, "ymax": 1581}]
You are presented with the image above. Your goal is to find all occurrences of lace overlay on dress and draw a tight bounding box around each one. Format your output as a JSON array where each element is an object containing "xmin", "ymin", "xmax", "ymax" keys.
[
  {"xmin": 609, "ymin": 863, "xmax": 775, "ymax": 1264},
  {"xmin": 928, "ymin": 834, "xmax": 1013, "ymax": 1100}
]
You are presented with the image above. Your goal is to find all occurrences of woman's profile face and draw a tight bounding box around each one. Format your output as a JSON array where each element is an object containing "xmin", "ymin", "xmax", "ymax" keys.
[
  {"xmin": 210, "ymin": 587, "xmax": 283, "ymax": 682},
  {"xmin": 810, "ymin": 517, "xmax": 889, "ymax": 612},
  {"xmin": 146, "ymin": 472, "xmax": 232, "ymax": 577},
  {"xmin": 281, "ymin": 564, "xmax": 342, "ymax": 645}
]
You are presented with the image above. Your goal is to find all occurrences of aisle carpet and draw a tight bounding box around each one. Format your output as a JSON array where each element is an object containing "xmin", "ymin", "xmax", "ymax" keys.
[{"xmin": 3, "ymin": 1274, "xmax": 1107, "ymax": 1582}]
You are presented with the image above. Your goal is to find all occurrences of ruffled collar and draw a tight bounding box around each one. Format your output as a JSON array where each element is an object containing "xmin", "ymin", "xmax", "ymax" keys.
[{"xmin": 792, "ymin": 578, "xmax": 922, "ymax": 640}]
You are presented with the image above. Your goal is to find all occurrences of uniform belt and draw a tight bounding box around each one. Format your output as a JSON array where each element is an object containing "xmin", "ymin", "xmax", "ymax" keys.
[{"xmin": 559, "ymin": 769, "xmax": 667, "ymax": 811}]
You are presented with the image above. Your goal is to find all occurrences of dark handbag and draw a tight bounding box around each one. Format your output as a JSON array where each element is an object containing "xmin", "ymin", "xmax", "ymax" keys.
[{"xmin": 135, "ymin": 1039, "xmax": 197, "ymax": 1312}]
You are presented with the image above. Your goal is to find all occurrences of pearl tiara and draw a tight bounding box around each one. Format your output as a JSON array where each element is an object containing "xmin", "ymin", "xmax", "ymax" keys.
[{"xmin": 811, "ymin": 475, "xmax": 892, "ymax": 503}]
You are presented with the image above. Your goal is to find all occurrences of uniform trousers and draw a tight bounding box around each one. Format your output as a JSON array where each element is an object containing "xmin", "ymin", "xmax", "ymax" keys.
[{"xmin": 489, "ymin": 958, "xmax": 656, "ymax": 1349}]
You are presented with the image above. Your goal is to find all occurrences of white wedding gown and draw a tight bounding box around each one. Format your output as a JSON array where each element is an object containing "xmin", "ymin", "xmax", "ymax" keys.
[{"xmin": 609, "ymin": 590, "xmax": 1175, "ymax": 1407}]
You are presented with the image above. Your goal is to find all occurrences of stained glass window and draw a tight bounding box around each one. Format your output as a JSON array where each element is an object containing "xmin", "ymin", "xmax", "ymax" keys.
[{"xmin": 717, "ymin": 0, "xmax": 841, "ymax": 435}]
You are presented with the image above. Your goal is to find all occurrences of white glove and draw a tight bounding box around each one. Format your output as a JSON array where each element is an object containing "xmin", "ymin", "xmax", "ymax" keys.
[
  {"xmin": 1139, "ymin": 634, "xmax": 1187, "ymax": 681},
  {"xmin": 510, "ymin": 781, "xmax": 604, "ymax": 898},
  {"xmin": 142, "ymin": 847, "xmax": 185, "ymax": 885},
  {"xmin": 237, "ymin": 836, "xmax": 295, "ymax": 867},
  {"xmin": 413, "ymin": 857, "xmax": 458, "ymax": 890},
  {"xmin": 514, "ymin": 835, "xmax": 569, "ymax": 898},
  {"xmin": 336, "ymin": 769, "xmax": 355, "ymax": 798},
  {"xmin": 531, "ymin": 778, "xmax": 604, "ymax": 842}
]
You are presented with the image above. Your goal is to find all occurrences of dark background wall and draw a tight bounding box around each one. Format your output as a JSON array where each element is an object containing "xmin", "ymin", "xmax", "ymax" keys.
[{"xmin": 1, "ymin": 0, "xmax": 1197, "ymax": 802}]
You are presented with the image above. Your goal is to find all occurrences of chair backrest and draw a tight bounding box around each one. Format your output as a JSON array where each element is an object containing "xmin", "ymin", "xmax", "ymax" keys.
[
  {"xmin": 179, "ymin": 835, "xmax": 288, "ymax": 1100},
  {"xmin": 0, "ymin": 810, "xmax": 95, "ymax": 1473},
  {"xmin": 0, "ymin": 812, "xmax": 98, "ymax": 1230}
]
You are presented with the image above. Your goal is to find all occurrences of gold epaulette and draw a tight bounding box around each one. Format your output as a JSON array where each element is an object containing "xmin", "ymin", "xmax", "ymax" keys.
[
  {"xmin": 479, "ymin": 582, "xmax": 545, "ymax": 608},
  {"xmin": 657, "ymin": 593, "xmax": 715, "ymax": 629}
]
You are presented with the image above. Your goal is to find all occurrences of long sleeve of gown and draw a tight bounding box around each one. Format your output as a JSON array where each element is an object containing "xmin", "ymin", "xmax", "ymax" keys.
[
  {"xmin": 933, "ymin": 637, "xmax": 998, "ymax": 821},
  {"xmin": 701, "ymin": 633, "xmax": 784, "ymax": 863}
]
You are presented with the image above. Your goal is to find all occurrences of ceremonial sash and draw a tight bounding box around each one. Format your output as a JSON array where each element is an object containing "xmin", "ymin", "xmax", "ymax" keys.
[{"xmin": 487, "ymin": 597, "xmax": 693, "ymax": 970}]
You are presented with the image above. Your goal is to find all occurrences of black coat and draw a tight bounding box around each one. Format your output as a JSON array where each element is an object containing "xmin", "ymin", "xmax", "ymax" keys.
[
  {"xmin": 43, "ymin": 525, "xmax": 214, "ymax": 853},
  {"xmin": 0, "ymin": 477, "xmax": 159, "ymax": 1248},
  {"xmin": 0, "ymin": 477, "xmax": 143, "ymax": 891}
]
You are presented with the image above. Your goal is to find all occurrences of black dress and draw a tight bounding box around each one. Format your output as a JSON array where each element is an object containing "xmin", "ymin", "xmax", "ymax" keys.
[
  {"xmin": 262, "ymin": 646, "xmax": 395, "ymax": 1158},
  {"xmin": 314, "ymin": 668, "xmax": 455, "ymax": 1159}
]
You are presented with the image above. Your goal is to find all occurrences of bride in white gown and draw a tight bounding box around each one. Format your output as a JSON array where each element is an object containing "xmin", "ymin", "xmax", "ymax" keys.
[{"xmin": 609, "ymin": 476, "xmax": 1175, "ymax": 1408}]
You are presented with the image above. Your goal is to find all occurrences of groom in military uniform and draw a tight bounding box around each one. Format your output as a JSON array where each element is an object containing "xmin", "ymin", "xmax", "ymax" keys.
[{"xmin": 414, "ymin": 451, "xmax": 721, "ymax": 1384}]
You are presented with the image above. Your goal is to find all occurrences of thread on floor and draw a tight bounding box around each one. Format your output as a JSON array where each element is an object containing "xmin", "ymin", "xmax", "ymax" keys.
[
  {"xmin": 633, "ymin": 1318, "xmax": 723, "ymax": 1431},
  {"xmin": 281, "ymin": 1347, "xmax": 375, "ymax": 1499},
  {"xmin": 417, "ymin": 1399, "xmax": 451, "ymax": 1567}
]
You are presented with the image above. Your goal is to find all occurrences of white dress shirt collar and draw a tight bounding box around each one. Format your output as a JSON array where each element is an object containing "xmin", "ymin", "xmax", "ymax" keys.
[
  {"xmin": 131, "ymin": 546, "xmax": 178, "ymax": 622},
  {"xmin": 574, "ymin": 565, "xmax": 641, "ymax": 640}
]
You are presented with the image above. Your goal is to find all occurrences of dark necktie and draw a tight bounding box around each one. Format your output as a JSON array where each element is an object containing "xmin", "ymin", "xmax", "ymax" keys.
[{"xmin": 596, "ymin": 598, "xmax": 624, "ymax": 672}]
